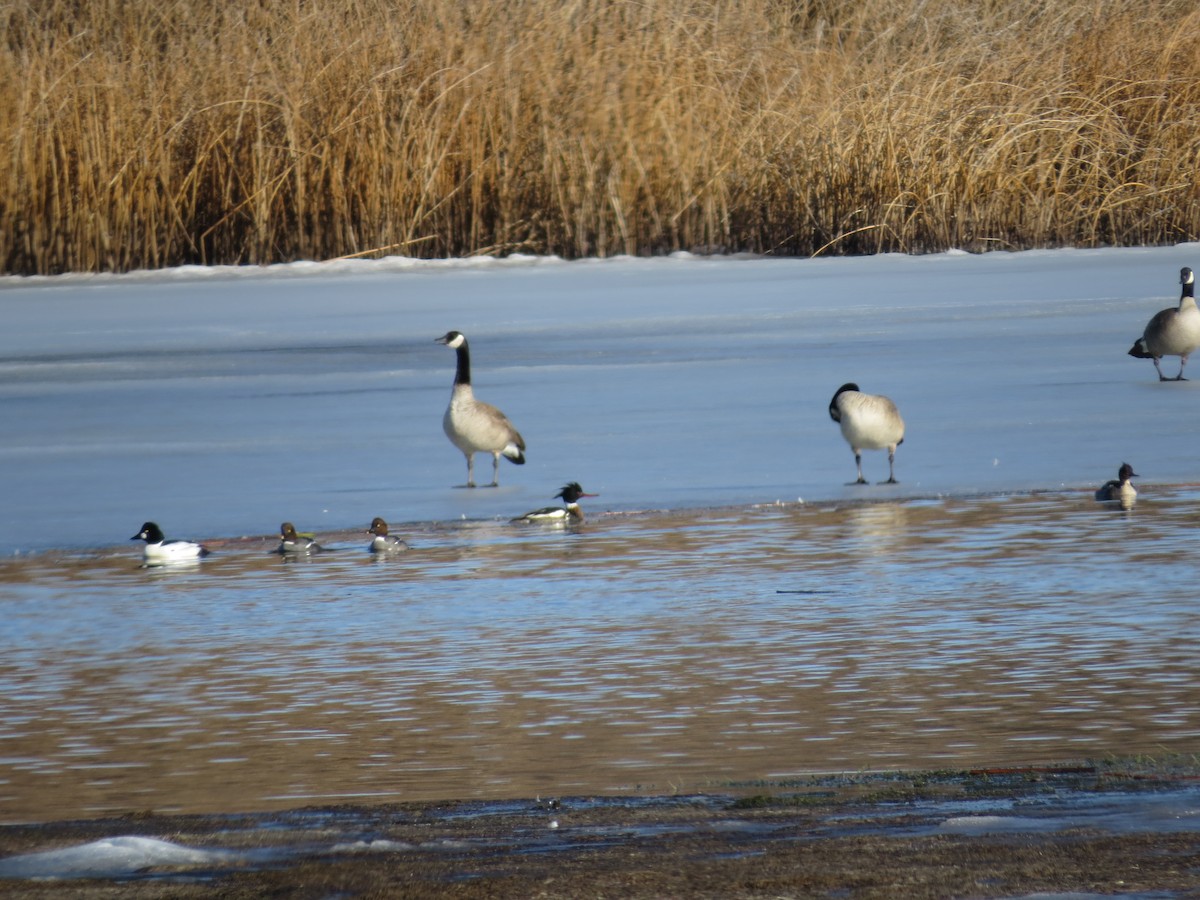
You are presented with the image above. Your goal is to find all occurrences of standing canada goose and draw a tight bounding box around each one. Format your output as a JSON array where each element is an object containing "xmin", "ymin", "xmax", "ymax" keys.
[
  {"xmin": 512, "ymin": 482, "xmax": 598, "ymax": 525},
  {"xmin": 1128, "ymin": 267, "xmax": 1200, "ymax": 381},
  {"xmin": 367, "ymin": 517, "xmax": 409, "ymax": 553},
  {"xmin": 828, "ymin": 383, "xmax": 906, "ymax": 485},
  {"xmin": 131, "ymin": 521, "xmax": 210, "ymax": 566},
  {"xmin": 1095, "ymin": 462, "xmax": 1138, "ymax": 510},
  {"xmin": 277, "ymin": 522, "xmax": 321, "ymax": 555},
  {"xmin": 436, "ymin": 331, "xmax": 526, "ymax": 487}
]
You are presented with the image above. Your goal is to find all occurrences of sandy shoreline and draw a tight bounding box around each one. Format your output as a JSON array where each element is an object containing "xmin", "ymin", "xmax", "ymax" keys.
[{"xmin": 2, "ymin": 765, "xmax": 1198, "ymax": 898}]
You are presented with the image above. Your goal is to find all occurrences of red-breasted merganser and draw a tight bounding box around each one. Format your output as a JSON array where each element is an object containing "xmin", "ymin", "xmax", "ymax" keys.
[{"xmin": 512, "ymin": 482, "xmax": 597, "ymax": 525}]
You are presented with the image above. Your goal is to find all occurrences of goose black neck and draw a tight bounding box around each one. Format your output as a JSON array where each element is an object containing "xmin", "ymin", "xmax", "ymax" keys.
[
  {"xmin": 1184, "ymin": 280, "xmax": 1195, "ymax": 301},
  {"xmin": 453, "ymin": 340, "xmax": 471, "ymax": 386}
]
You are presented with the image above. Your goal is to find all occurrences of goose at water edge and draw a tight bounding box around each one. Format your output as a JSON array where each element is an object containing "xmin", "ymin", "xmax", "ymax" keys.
[
  {"xmin": 436, "ymin": 331, "xmax": 526, "ymax": 488},
  {"xmin": 828, "ymin": 383, "xmax": 906, "ymax": 485},
  {"xmin": 1128, "ymin": 266, "xmax": 1200, "ymax": 381},
  {"xmin": 277, "ymin": 522, "xmax": 322, "ymax": 556},
  {"xmin": 512, "ymin": 482, "xmax": 598, "ymax": 525},
  {"xmin": 1094, "ymin": 462, "xmax": 1138, "ymax": 510},
  {"xmin": 131, "ymin": 521, "xmax": 210, "ymax": 566},
  {"xmin": 368, "ymin": 517, "xmax": 410, "ymax": 553}
]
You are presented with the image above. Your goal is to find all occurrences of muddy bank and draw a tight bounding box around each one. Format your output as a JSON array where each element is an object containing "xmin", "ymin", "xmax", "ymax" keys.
[{"xmin": 2, "ymin": 766, "xmax": 1198, "ymax": 898}]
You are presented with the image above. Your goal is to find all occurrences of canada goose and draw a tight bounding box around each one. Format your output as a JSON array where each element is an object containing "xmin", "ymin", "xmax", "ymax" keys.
[
  {"xmin": 367, "ymin": 517, "xmax": 409, "ymax": 553},
  {"xmin": 278, "ymin": 522, "xmax": 321, "ymax": 555},
  {"xmin": 828, "ymin": 383, "xmax": 906, "ymax": 485},
  {"xmin": 1128, "ymin": 267, "xmax": 1200, "ymax": 381},
  {"xmin": 512, "ymin": 482, "xmax": 597, "ymax": 525},
  {"xmin": 1094, "ymin": 462, "xmax": 1138, "ymax": 510},
  {"xmin": 436, "ymin": 331, "xmax": 526, "ymax": 487},
  {"xmin": 130, "ymin": 521, "xmax": 210, "ymax": 566}
]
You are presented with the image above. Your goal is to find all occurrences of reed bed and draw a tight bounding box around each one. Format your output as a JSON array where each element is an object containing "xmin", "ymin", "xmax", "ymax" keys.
[{"xmin": 2, "ymin": 0, "xmax": 1199, "ymax": 274}]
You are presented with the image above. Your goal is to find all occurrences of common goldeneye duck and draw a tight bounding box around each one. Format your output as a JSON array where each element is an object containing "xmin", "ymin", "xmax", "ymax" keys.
[
  {"xmin": 512, "ymin": 482, "xmax": 598, "ymax": 525},
  {"xmin": 368, "ymin": 517, "xmax": 409, "ymax": 553},
  {"xmin": 131, "ymin": 521, "xmax": 210, "ymax": 566},
  {"xmin": 828, "ymin": 383, "xmax": 906, "ymax": 485},
  {"xmin": 1095, "ymin": 462, "xmax": 1138, "ymax": 510},
  {"xmin": 277, "ymin": 522, "xmax": 321, "ymax": 555},
  {"xmin": 436, "ymin": 331, "xmax": 526, "ymax": 487},
  {"xmin": 1128, "ymin": 266, "xmax": 1200, "ymax": 381}
]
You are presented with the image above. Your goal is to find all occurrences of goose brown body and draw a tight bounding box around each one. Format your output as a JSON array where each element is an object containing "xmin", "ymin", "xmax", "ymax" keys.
[
  {"xmin": 437, "ymin": 331, "xmax": 526, "ymax": 487},
  {"xmin": 1128, "ymin": 267, "xmax": 1200, "ymax": 381}
]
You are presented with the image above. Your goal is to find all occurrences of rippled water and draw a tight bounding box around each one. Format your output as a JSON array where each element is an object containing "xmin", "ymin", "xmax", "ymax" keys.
[
  {"xmin": 5, "ymin": 249, "xmax": 1200, "ymax": 828},
  {"xmin": 3, "ymin": 488, "xmax": 1198, "ymax": 824}
]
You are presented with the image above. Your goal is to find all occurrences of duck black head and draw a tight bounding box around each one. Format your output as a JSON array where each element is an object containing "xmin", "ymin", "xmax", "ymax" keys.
[
  {"xmin": 556, "ymin": 482, "xmax": 597, "ymax": 504},
  {"xmin": 131, "ymin": 521, "xmax": 164, "ymax": 543}
]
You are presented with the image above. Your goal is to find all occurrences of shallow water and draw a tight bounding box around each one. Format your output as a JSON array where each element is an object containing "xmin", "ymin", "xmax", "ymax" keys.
[
  {"xmin": 2, "ymin": 489, "xmax": 1198, "ymax": 824},
  {"xmin": 4, "ymin": 248, "xmax": 1200, "ymax": 828}
]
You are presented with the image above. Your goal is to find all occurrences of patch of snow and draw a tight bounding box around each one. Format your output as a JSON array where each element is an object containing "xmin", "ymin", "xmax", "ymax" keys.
[{"xmin": 0, "ymin": 835, "xmax": 236, "ymax": 880}]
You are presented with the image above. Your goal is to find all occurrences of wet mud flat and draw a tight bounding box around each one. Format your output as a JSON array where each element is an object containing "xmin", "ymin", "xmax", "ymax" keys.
[{"xmin": 2, "ymin": 764, "xmax": 1198, "ymax": 899}]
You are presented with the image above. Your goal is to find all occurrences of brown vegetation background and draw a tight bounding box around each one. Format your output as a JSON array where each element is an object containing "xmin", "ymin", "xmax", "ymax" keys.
[{"xmin": 3, "ymin": 0, "xmax": 1199, "ymax": 275}]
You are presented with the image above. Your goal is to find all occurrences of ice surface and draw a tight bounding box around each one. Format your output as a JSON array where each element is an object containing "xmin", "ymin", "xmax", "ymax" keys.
[
  {"xmin": 0, "ymin": 835, "xmax": 235, "ymax": 879},
  {"xmin": 2, "ymin": 244, "xmax": 1199, "ymax": 554},
  {"xmin": 939, "ymin": 789, "xmax": 1200, "ymax": 835}
]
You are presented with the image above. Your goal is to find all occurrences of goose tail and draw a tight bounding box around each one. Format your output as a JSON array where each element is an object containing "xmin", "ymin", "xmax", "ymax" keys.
[{"xmin": 1128, "ymin": 339, "xmax": 1153, "ymax": 359}]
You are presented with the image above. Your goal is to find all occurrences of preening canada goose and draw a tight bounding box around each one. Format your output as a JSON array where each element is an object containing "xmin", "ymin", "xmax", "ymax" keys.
[
  {"xmin": 1128, "ymin": 267, "xmax": 1200, "ymax": 381},
  {"xmin": 512, "ymin": 482, "xmax": 597, "ymax": 525},
  {"xmin": 828, "ymin": 383, "xmax": 906, "ymax": 485},
  {"xmin": 1095, "ymin": 462, "xmax": 1138, "ymax": 510},
  {"xmin": 436, "ymin": 331, "xmax": 526, "ymax": 487}
]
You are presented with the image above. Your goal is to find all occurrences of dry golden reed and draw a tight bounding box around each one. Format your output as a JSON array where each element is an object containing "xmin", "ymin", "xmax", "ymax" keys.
[{"xmin": 2, "ymin": 0, "xmax": 1199, "ymax": 274}]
